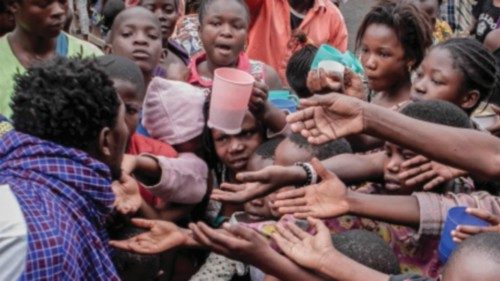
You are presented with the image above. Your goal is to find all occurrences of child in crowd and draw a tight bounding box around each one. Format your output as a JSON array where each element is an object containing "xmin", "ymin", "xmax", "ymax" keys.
[
  {"xmin": 0, "ymin": 0, "xmax": 14, "ymax": 37},
  {"xmin": 96, "ymin": 55, "xmax": 207, "ymax": 219},
  {"xmin": 138, "ymin": 0, "xmax": 190, "ymax": 79},
  {"xmin": 285, "ymin": 43, "xmax": 318, "ymax": 98},
  {"xmin": 471, "ymin": 0, "xmax": 500, "ymax": 43},
  {"xmin": 410, "ymin": 0, "xmax": 452, "ymax": 43},
  {"xmin": 0, "ymin": 0, "xmax": 102, "ymax": 117}
]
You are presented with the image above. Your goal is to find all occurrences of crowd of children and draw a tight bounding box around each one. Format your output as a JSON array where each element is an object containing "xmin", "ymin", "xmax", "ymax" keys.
[{"xmin": 1, "ymin": 0, "xmax": 500, "ymax": 280}]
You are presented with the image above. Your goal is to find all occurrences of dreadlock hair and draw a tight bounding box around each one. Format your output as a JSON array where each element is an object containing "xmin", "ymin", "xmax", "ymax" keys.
[
  {"xmin": 198, "ymin": 0, "xmax": 249, "ymax": 25},
  {"xmin": 356, "ymin": 0, "xmax": 433, "ymax": 71},
  {"xmin": 96, "ymin": 55, "xmax": 146, "ymax": 100},
  {"xmin": 288, "ymin": 133, "xmax": 353, "ymax": 160},
  {"xmin": 286, "ymin": 43, "xmax": 318, "ymax": 98},
  {"xmin": 10, "ymin": 57, "xmax": 120, "ymax": 151},
  {"xmin": 433, "ymin": 38, "xmax": 499, "ymax": 112}
]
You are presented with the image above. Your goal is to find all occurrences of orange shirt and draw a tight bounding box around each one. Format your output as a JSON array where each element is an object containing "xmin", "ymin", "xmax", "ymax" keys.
[{"xmin": 246, "ymin": 0, "xmax": 348, "ymax": 83}]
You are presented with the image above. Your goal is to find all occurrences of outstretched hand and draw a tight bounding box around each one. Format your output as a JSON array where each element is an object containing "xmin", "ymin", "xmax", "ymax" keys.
[
  {"xmin": 398, "ymin": 155, "xmax": 467, "ymax": 191},
  {"xmin": 109, "ymin": 218, "xmax": 189, "ymax": 254},
  {"xmin": 273, "ymin": 159, "xmax": 350, "ymax": 219},
  {"xmin": 452, "ymin": 208, "xmax": 499, "ymax": 243},
  {"xmin": 189, "ymin": 221, "xmax": 272, "ymax": 267},
  {"xmin": 307, "ymin": 68, "xmax": 365, "ymax": 100},
  {"xmin": 211, "ymin": 165, "xmax": 296, "ymax": 204},
  {"xmin": 111, "ymin": 173, "xmax": 142, "ymax": 215},
  {"xmin": 287, "ymin": 93, "xmax": 365, "ymax": 145},
  {"xmin": 272, "ymin": 217, "xmax": 335, "ymax": 271}
]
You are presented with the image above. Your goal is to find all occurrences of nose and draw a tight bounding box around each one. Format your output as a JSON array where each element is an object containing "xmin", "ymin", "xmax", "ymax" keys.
[
  {"xmin": 412, "ymin": 75, "xmax": 426, "ymax": 95},
  {"xmin": 386, "ymin": 155, "xmax": 402, "ymax": 173},
  {"xmin": 228, "ymin": 138, "xmax": 244, "ymax": 154},
  {"xmin": 133, "ymin": 32, "xmax": 149, "ymax": 45},
  {"xmin": 154, "ymin": 9, "xmax": 166, "ymax": 21},
  {"xmin": 219, "ymin": 23, "xmax": 233, "ymax": 38},
  {"xmin": 250, "ymin": 198, "xmax": 264, "ymax": 206},
  {"xmin": 363, "ymin": 54, "xmax": 377, "ymax": 71}
]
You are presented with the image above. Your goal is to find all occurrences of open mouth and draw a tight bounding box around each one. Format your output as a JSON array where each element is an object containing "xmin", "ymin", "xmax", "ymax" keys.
[{"xmin": 214, "ymin": 43, "xmax": 233, "ymax": 56}]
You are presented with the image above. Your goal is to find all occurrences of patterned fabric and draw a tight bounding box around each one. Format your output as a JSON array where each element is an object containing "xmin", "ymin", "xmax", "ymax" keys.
[
  {"xmin": 0, "ymin": 130, "xmax": 119, "ymax": 280},
  {"xmin": 433, "ymin": 19, "xmax": 453, "ymax": 44},
  {"xmin": 172, "ymin": 14, "xmax": 204, "ymax": 57},
  {"xmin": 440, "ymin": 0, "xmax": 476, "ymax": 33}
]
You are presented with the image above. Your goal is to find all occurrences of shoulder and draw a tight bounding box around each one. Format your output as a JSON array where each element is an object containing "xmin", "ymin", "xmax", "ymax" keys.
[{"xmin": 66, "ymin": 33, "xmax": 104, "ymax": 57}]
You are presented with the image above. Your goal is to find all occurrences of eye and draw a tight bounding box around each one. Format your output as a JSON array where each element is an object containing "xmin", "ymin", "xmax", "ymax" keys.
[
  {"xmin": 148, "ymin": 32, "xmax": 159, "ymax": 40},
  {"xmin": 379, "ymin": 51, "xmax": 390, "ymax": 58},
  {"xmin": 125, "ymin": 105, "xmax": 139, "ymax": 115},
  {"xmin": 210, "ymin": 20, "xmax": 221, "ymax": 27},
  {"xmin": 214, "ymin": 135, "xmax": 228, "ymax": 144},
  {"xmin": 402, "ymin": 152, "xmax": 415, "ymax": 160}
]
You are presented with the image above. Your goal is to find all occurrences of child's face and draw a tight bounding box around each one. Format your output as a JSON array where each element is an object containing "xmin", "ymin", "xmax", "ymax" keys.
[
  {"xmin": 11, "ymin": 0, "xmax": 67, "ymax": 38},
  {"xmin": 359, "ymin": 24, "xmax": 408, "ymax": 92},
  {"xmin": 274, "ymin": 138, "xmax": 312, "ymax": 166},
  {"xmin": 383, "ymin": 142, "xmax": 418, "ymax": 194},
  {"xmin": 411, "ymin": 0, "xmax": 438, "ymax": 24},
  {"xmin": 199, "ymin": 0, "xmax": 249, "ymax": 67},
  {"xmin": 141, "ymin": 0, "xmax": 178, "ymax": 41},
  {"xmin": 112, "ymin": 78, "xmax": 143, "ymax": 136},
  {"xmin": 211, "ymin": 111, "xmax": 263, "ymax": 174},
  {"xmin": 108, "ymin": 9, "xmax": 163, "ymax": 74},
  {"xmin": 410, "ymin": 48, "xmax": 469, "ymax": 109}
]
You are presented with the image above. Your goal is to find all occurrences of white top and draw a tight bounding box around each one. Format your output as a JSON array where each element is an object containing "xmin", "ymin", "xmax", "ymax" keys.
[{"xmin": 0, "ymin": 184, "xmax": 28, "ymax": 280}]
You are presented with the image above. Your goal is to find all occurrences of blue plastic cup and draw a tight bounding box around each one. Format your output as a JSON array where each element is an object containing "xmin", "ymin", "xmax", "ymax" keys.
[
  {"xmin": 438, "ymin": 206, "xmax": 490, "ymax": 263},
  {"xmin": 269, "ymin": 90, "xmax": 299, "ymax": 103},
  {"xmin": 270, "ymin": 98, "xmax": 297, "ymax": 114}
]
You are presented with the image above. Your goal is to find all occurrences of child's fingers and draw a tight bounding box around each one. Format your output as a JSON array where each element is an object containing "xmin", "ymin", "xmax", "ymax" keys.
[
  {"xmin": 275, "ymin": 223, "xmax": 301, "ymax": 243},
  {"xmin": 307, "ymin": 217, "xmax": 328, "ymax": 234},
  {"xmin": 451, "ymin": 229, "xmax": 471, "ymax": 242},
  {"xmin": 130, "ymin": 218, "xmax": 156, "ymax": 229},
  {"xmin": 423, "ymin": 177, "xmax": 446, "ymax": 190},
  {"xmin": 465, "ymin": 208, "xmax": 500, "ymax": 224},
  {"xmin": 285, "ymin": 222, "xmax": 310, "ymax": 240},
  {"xmin": 455, "ymin": 225, "xmax": 486, "ymax": 235},
  {"xmin": 189, "ymin": 223, "xmax": 212, "ymax": 246},
  {"xmin": 223, "ymin": 223, "xmax": 259, "ymax": 242},
  {"xmin": 276, "ymin": 188, "xmax": 306, "ymax": 200},
  {"xmin": 109, "ymin": 240, "xmax": 132, "ymax": 250},
  {"xmin": 278, "ymin": 205, "xmax": 311, "ymax": 215},
  {"xmin": 404, "ymin": 170, "xmax": 437, "ymax": 187},
  {"xmin": 398, "ymin": 163, "xmax": 433, "ymax": 180},
  {"xmin": 273, "ymin": 197, "xmax": 307, "ymax": 208},
  {"xmin": 311, "ymin": 158, "xmax": 335, "ymax": 181},
  {"xmin": 220, "ymin": 182, "xmax": 246, "ymax": 192},
  {"xmin": 401, "ymin": 155, "xmax": 430, "ymax": 169}
]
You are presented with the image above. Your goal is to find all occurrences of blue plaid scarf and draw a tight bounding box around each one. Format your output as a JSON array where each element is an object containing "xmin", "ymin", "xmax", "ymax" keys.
[{"xmin": 0, "ymin": 129, "xmax": 119, "ymax": 280}]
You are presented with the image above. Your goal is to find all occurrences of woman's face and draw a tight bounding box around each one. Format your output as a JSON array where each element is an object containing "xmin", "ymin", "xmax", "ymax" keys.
[
  {"xmin": 410, "ymin": 48, "xmax": 467, "ymax": 108},
  {"xmin": 211, "ymin": 112, "xmax": 263, "ymax": 174},
  {"xmin": 141, "ymin": 0, "xmax": 179, "ymax": 42},
  {"xmin": 199, "ymin": 0, "xmax": 248, "ymax": 67},
  {"xmin": 359, "ymin": 24, "xmax": 409, "ymax": 92}
]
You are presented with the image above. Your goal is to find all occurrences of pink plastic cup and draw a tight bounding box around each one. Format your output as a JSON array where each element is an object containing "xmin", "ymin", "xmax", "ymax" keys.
[{"xmin": 208, "ymin": 68, "xmax": 255, "ymax": 134}]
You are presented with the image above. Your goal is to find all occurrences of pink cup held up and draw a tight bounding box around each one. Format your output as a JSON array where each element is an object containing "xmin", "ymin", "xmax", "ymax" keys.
[{"xmin": 208, "ymin": 68, "xmax": 255, "ymax": 134}]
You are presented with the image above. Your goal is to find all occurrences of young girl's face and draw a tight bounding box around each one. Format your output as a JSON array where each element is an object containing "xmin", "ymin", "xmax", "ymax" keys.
[
  {"xmin": 13, "ymin": 0, "xmax": 67, "ymax": 38},
  {"xmin": 211, "ymin": 112, "xmax": 263, "ymax": 173},
  {"xmin": 109, "ymin": 10, "xmax": 163, "ymax": 74},
  {"xmin": 199, "ymin": 0, "xmax": 249, "ymax": 67},
  {"xmin": 359, "ymin": 24, "xmax": 408, "ymax": 92},
  {"xmin": 410, "ymin": 48, "xmax": 466, "ymax": 108},
  {"xmin": 383, "ymin": 142, "xmax": 418, "ymax": 195},
  {"xmin": 141, "ymin": 0, "xmax": 179, "ymax": 42}
]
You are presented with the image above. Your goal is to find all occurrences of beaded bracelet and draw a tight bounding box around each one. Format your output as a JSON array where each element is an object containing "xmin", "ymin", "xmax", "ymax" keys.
[{"xmin": 294, "ymin": 162, "xmax": 318, "ymax": 186}]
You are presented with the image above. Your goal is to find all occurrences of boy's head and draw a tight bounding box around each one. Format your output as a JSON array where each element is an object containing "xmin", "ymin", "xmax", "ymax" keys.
[
  {"xmin": 331, "ymin": 230, "xmax": 400, "ymax": 275},
  {"xmin": 274, "ymin": 133, "xmax": 352, "ymax": 166},
  {"xmin": 110, "ymin": 226, "xmax": 162, "ymax": 281},
  {"xmin": 286, "ymin": 44, "xmax": 318, "ymax": 98},
  {"xmin": 6, "ymin": 0, "xmax": 67, "ymax": 38},
  {"xmin": 101, "ymin": 0, "xmax": 125, "ymax": 35},
  {"xmin": 383, "ymin": 100, "xmax": 472, "ymax": 194},
  {"xmin": 97, "ymin": 55, "xmax": 145, "ymax": 137},
  {"xmin": 142, "ymin": 78, "xmax": 206, "ymax": 151},
  {"xmin": 10, "ymin": 57, "xmax": 128, "ymax": 180},
  {"xmin": 244, "ymin": 137, "xmax": 284, "ymax": 219},
  {"xmin": 106, "ymin": 6, "xmax": 163, "ymax": 77},
  {"xmin": 442, "ymin": 232, "xmax": 500, "ymax": 281},
  {"xmin": 0, "ymin": 0, "xmax": 15, "ymax": 36}
]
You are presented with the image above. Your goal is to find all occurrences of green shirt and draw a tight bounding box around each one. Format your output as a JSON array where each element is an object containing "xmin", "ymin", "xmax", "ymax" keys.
[{"xmin": 0, "ymin": 33, "xmax": 103, "ymax": 117}]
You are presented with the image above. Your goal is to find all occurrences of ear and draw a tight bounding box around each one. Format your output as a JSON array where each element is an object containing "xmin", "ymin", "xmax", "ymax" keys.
[
  {"xmin": 460, "ymin": 89, "xmax": 480, "ymax": 111},
  {"xmin": 407, "ymin": 59, "xmax": 415, "ymax": 72},
  {"xmin": 104, "ymin": 43, "xmax": 113, "ymax": 54},
  {"xmin": 98, "ymin": 127, "xmax": 113, "ymax": 160}
]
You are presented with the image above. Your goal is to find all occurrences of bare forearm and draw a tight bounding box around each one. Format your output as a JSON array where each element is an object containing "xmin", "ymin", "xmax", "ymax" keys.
[
  {"xmin": 347, "ymin": 191, "xmax": 420, "ymax": 227},
  {"xmin": 133, "ymin": 155, "xmax": 162, "ymax": 186},
  {"xmin": 364, "ymin": 104, "xmax": 500, "ymax": 181},
  {"xmin": 316, "ymin": 250, "xmax": 389, "ymax": 281},
  {"xmin": 258, "ymin": 251, "xmax": 324, "ymax": 281},
  {"xmin": 322, "ymin": 151, "xmax": 385, "ymax": 184}
]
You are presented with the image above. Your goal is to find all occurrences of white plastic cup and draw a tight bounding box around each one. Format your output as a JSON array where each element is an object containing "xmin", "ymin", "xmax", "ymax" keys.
[{"xmin": 208, "ymin": 68, "xmax": 255, "ymax": 134}]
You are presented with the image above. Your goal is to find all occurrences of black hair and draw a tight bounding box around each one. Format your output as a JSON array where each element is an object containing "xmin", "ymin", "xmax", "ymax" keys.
[
  {"xmin": 400, "ymin": 100, "xmax": 472, "ymax": 129},
  {"xmin": 138, "ymin": 0, "xmax": 179, "ymax": 10},
  {"xmin": 356, "ymin": 0, "xmax": 433, "ymax": 71},
  {"xmin": 109, "ymin": 226, "xmax": 161, "ymax": 281},
  {"xmin": 186, "ymin": 0, "xmax": 201, "ymax": 14},
  {"xmin": 96, "ymin": 55, "xmax": 146, "ymax": 99},
  {"xmin": 10, "ymin": 57, "xmax": 120, "ymax": 151},
  {"xmin": 286, "ymin": 44, "xmax": 318, "ymax": 98},
  {"xmin": 446, "ymin": 233, "xmax": 500, "ymax": 273},
  {"xmin": 198, "ymin": 0, "xmax": 249, "ymax": 24},
  {"xmin": 434, "ymin": 38, "xmax": 499, "ymax": 112},
  {"xmin": 253, "ymin": 137, "xmax": 284, "ymax": 160},
  {"xmin": 331, "ymin": 230, "xmax": 400, "ymax": 275},
  {"xmin": 288, "ymin": 133, "xmax": 353, "ymax": 160},
  {"xmin": 101, "ymin": 0, "xmax": 125, "ymax": 35}
]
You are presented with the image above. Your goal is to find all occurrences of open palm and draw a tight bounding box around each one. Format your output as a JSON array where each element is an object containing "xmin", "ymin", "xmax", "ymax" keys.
[
  {"xmin": 109, "ymin": 218, "xmax": 187, "ymax": 254},
  {"xmin": 274, "ymin": 159, "xmax": 350, "ymax": 219}
]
